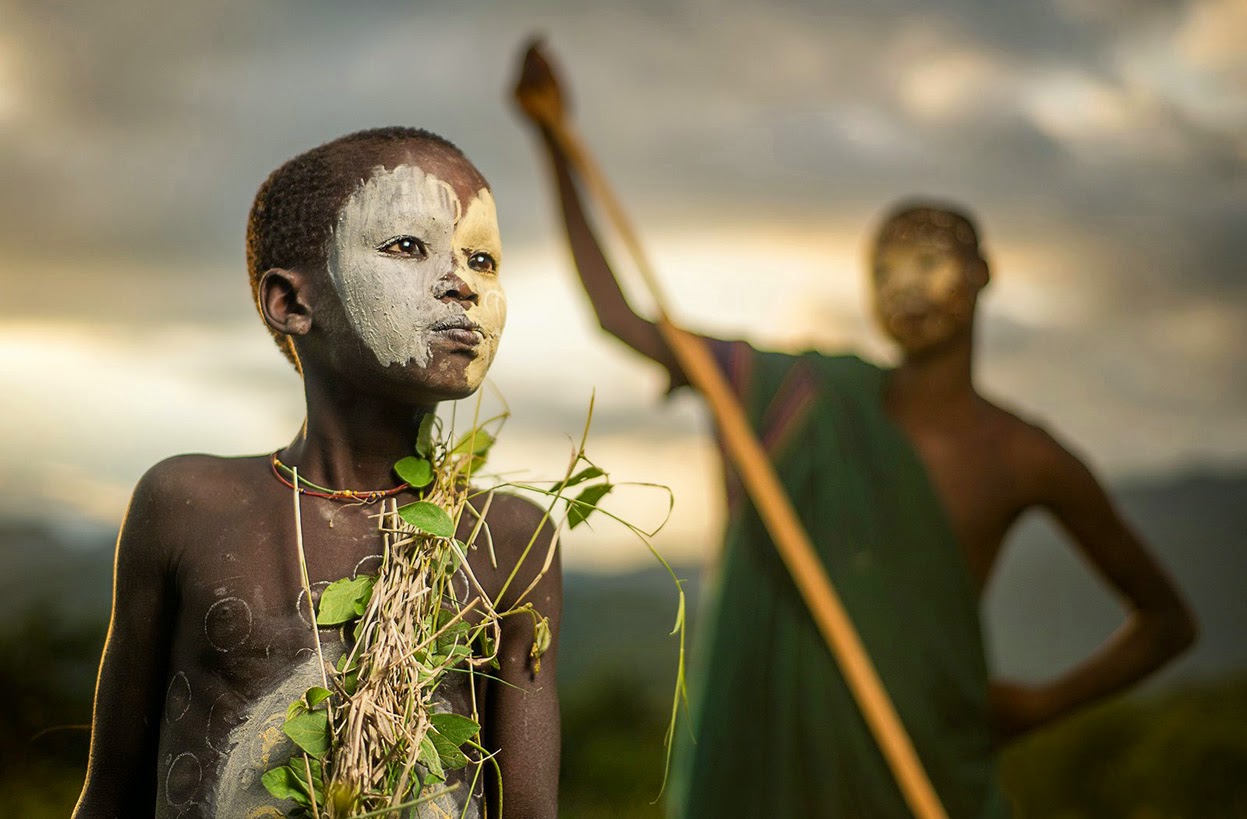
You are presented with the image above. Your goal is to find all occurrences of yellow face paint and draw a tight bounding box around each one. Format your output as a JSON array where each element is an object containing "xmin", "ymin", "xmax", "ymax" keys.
[
  {"xmin": 452, "ymin": 188, "xmax": 505, "ymax": 387},
  {"xmin": 871, "ymin": 237, "xmax": 978, "ymax": 353}
]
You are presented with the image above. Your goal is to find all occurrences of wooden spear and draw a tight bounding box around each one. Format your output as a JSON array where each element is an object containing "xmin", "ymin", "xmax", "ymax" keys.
[{"xmin": 514, "ymin": 42, "xmax": 948, "ymax": 819}]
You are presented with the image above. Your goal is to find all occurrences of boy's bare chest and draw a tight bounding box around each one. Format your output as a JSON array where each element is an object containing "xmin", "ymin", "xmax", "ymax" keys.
[
  {"xmin": 156, "ymin": 498, "xmax": 485, "ymax": 817},
  {"xmin": 171, "ymin": 494, "xmax": 500, "ymax": 686},
  {"xmin": 172, "ymin": 503, "xmax": 383, "ymax": 672}
]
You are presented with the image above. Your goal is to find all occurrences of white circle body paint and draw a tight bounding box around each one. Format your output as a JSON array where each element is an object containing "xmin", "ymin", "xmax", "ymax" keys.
[{"xmin": 327, "ymin": 164, "xmax": 505, "ymax": 387}]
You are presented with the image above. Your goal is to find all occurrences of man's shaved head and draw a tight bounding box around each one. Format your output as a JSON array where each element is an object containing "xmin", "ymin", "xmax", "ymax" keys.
[
  {"xmin": 875, "ymin": 200, "xmax": 983, "ymax": 262},
  {"xmin": 870, "ymin": 199, "xmax": 989, "ymax": 355},
  {"xmin": 246, "ymin": 127, "xmax": 486, "ymax": 369}
]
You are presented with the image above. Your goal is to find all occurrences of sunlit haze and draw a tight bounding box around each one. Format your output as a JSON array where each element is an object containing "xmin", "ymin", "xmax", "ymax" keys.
[{"xmin": 2, "ymin": 0, "xmax": 1244, "ymax": 568}]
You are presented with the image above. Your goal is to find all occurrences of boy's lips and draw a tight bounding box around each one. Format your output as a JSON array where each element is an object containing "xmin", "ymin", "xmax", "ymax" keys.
[{"xmin": 431, "ymin": 315, "xmax": 484, "ymax": 347}]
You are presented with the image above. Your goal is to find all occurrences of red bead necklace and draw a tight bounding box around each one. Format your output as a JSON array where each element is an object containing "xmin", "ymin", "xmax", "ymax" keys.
[{"xmin": 270, "ymin": 453, "xmax": 409, "ymax": 502}]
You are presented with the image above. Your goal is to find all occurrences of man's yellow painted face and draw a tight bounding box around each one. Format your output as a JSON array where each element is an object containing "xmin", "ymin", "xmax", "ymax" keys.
[{"xmin": 871, "ymin": 237, "xmax": 980, "ymax": 354}]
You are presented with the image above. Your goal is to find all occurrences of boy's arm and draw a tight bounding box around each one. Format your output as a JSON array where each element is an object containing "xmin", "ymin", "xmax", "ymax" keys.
[
  {"xmin": 483, "ymin": 495, "xmax": 562, "ymax": 818},
  {"xmin": 73, "ymin": 464, "xmax": 180, "ymax": 817},
  {"xmin": 991, "ymin": 432, "xmax": 1197, "ymax": 743},
  {"xmin": 515, "ymin": 43, "xmax": 684, "ymax": 380}
]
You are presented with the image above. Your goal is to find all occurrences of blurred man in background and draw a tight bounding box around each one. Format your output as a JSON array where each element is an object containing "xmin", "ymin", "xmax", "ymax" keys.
[{"xmin": 515, "ymin": 43, "xmax": 1195, "ymax": 818}]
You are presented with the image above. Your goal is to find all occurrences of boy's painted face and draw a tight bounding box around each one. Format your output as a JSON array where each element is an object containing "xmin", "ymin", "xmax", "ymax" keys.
[
  {"xmin": 871, "ymin": 238, "xmax": 979, "ymax": 354},
  {"xmin": 326, "ymin": 162, "xmax": 505, "ymax": 394}
]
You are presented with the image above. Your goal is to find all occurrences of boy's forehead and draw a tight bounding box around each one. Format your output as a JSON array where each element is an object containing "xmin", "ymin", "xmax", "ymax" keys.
[{"xmin": 353, "ymin": 143, "xmax": 489, "ymax": 208}]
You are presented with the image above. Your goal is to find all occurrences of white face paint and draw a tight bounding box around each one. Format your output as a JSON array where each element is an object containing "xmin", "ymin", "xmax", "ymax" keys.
[{"xmin": 326, "ymin": 163, "xmax": 505, "ymax": 388}]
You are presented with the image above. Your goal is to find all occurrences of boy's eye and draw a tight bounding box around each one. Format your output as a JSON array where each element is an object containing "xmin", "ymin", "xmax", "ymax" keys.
[
  {"xmin": 379, "ymin": 236, "xmax": 427, "ymax": 257},
  {"xmin": 468, "ymin": 252, "xmax": 497, "ymax": 274}
]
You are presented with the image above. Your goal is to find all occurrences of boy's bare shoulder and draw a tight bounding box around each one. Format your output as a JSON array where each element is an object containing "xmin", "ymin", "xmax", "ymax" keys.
[
  {"xmin": 128, "ymin": 453, "xmax": 270, "ymax": 530},
  {"xmin": 112, "ymin": 454, "xmax": 270, "ymax": 588},
  {"xmin": 477, "ymin": 491, "xmax": 553, "ymax": 554},
  {"xmin": 467, "ymin": 490, "xmax": 558, "ymax": 604}
]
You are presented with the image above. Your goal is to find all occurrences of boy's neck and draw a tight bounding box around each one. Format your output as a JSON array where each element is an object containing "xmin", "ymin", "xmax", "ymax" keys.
[{"xmin": 282, "ymin": 370, "xmax": 435, "ymax": 490}]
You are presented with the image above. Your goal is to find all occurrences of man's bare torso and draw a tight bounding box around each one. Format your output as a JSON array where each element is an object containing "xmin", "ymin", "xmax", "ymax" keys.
[{"xmin": 885, "ymin": 389, "xmax": 1059, "ymax": 593}]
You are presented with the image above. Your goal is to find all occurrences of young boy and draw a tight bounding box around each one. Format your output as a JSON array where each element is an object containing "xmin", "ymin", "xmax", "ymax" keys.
[
  {"xmin": 74, "ymin": 128, "xmax": 561, "ymax": 818},
  {"xmin": 515, "ymin": 45, "xmax": 1195, "ymax": 818}
]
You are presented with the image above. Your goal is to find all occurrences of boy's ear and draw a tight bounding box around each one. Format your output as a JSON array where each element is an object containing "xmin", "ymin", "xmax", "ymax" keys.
[{"xmin": 259, "ymin": 268, "xmax": 313, "ymax": 337}]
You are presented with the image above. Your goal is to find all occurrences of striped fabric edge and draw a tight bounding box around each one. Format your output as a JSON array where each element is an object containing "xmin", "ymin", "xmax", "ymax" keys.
[{"xmin": 720, "ymin": 353, "xmax": 820, "ymax": 515}]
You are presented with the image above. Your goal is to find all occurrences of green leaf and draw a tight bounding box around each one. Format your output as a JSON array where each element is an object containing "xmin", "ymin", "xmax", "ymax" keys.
[
  {"xmin": 443, "ymin": 644, "xmax": 473, "ymax": 664},
  {"xmin": 477, "ymin": 630, "xmax": 498, "ymax": 668},
  {"xmin": 533, "ymin": 616, "xmax": 552, "ymax": 657},
  {"xmin": 435, "ymin": 545, "xmax": 463, "ymax": 577},
  {"xmin": 316, "ymin": 575, "xmax": 374, "ymax": 626},
  {"xmin": 286, "ymin": 699, "xmax": 306, "ymax": 721},
  {"xmin": 283, "ymin": 710, "xmax": 330, "ymax": 758},
  {"xmin": 289, "ymin": 756, "xmax": 325, "ymax": 798},
  {"xmin": 429, "ymin": 729, "xmax": 471, "ymax": 771},
  {"xmin": 435, "ymin": 620, "xmax": 471, "ymax": 654},
  {"xmin": 262, "ymin": 765, "xmax": 311, "ymax": 806},
  {"xmin": 416, "ymin": 413, "xmax": 436, "ymax": 458},
  {"xmin": 398, "ymin": 501, "xmax": 456, "ymax": 538},
  {"xmin": 418, "ymin": 733, "xmax": 446, "ymax": 783},
  {"xmin": 451, "ymin": 429, "xmax": 495, "ymax": 458},
  {"xmin": 568, "ymin": 483, "xmax": 612, "ymax": 529},
  {"xmin": 556, "ymin": 465, "xmax": 604, "ymax": 493},
  {"xmin": 393, "ymin": 456, "xmax": 434, "ymax": 489},
  {"xmin": 429, "ymin": 712, "xmax": 480, "ymax": 746},
  {"xmin": 304, "ymin": 686, "xmax": 333, "ymax": 709},
  {"xmin": 530, "ymin": 615, "xmax": 552, "ymax": 674}
]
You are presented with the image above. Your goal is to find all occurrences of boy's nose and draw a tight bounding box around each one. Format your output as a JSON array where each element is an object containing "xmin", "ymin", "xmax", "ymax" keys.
[{"xmin": 435, "ymin": 271, "xmax": 480, "ymax": 306}]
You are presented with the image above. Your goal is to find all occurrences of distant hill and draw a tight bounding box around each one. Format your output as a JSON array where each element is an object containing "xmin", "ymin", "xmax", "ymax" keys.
[
  {"xmin": 560, "ymin": 466, "xmax": 1247, "ymax": 697},
  {"xmin": 0, "ymin": 468, "xmax": 1241, "ymax": 819},
  {"xmin": 0, "ymin": 521, "xmax": 113, "ymax": 625},
  {"xmin": 0, "ymin": 466, "xmax": 1242, "ymax": 695}
]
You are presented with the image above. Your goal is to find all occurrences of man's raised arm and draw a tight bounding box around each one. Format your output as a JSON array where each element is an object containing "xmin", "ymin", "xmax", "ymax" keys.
[{"xmin": 514, "ymin": 42, "xmax": 684, "ymax": 379}]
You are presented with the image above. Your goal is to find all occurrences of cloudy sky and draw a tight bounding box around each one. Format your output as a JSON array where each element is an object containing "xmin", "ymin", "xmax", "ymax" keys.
[{"xmin": 1, "ymin": 0, "xmax": 1243, "ymax": 568}]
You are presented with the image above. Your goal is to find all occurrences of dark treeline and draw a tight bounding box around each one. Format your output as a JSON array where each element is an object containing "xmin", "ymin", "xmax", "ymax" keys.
[{"xmin": 3, "ymin": 603, "xmax": 1246, "ymax": 817}]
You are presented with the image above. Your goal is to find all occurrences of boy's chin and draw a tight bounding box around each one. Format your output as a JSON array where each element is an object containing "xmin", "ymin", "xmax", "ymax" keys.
[{"xmin": 387, "ymin": 359, "xmax": 489, "ymax": 403}]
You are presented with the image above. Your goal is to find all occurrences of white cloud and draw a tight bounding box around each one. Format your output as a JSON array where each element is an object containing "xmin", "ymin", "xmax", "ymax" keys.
[
  {"xmin": 0, "ymin": 321, "xmax": 304, "ymax": 523},
  {"xmin": 1174, "ymin": 0, "xmax": 1247, "ymax": 89},
  {"xmin": 1109, "ymin": 0, "xmax": 1247, "ymax": 151},
  {"xmin": 898, "ymin": 49, "xmax": 1019, "ymax": 123},
  {"xmin": 1016, "ymin": 65, "xmax": 1219, "ymax": 166}
]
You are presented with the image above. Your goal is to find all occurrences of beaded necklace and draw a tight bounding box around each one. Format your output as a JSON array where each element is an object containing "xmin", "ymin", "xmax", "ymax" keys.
[{"xmin": 270, "ymin": 452, "xmax": 409, "ymax": 502}]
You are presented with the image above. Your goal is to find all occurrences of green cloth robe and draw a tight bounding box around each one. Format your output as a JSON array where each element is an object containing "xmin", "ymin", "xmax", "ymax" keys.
[{"xmin": 670, "ymin": 342, "xmax": 1010, "ymax": 818}]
